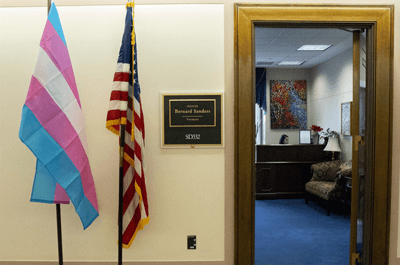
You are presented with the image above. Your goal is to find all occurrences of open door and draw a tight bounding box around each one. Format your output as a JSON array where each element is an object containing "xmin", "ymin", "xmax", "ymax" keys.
[
  {"xmin": 350, "ymin": 27, "xmax": 375, "ymax": 265},
  {"xmin": 350, "ymin": 30, "xmax": 364, "ymax": 265},
  {"xmin": 235, "ymin": 5, "xmax": 393, "ymax": 265}
]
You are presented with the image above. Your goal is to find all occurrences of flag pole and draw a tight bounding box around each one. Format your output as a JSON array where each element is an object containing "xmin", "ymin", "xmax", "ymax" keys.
[
  {"xmin": 56, "ymin": 204, "xmax": 63, "ymax": 265},
  {"xmin": 118, "ymin": 125, "xmax": 126, "ymax": 265},
  {"xmin": 46, "ymin": 2, "xmax": 63, "ymax": 265},
  {"xmin": 119, "ymin": 2, "xmax": 134, "ymax": 263}
]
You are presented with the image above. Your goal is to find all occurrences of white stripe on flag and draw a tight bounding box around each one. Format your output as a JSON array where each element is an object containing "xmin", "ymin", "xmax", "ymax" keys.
[
  {"xmin": 134, "ymin": 155, "xmax": 142, "ymax": 178},
  {"xmin": 33, "ymin": 47, "xmax": 89, "ymax": 154},
  {"xmin": 123, "ymin": 195, "xmax": 138, "ymax": 231},
  {"xmin": 123, "ymin": 166, "xmax": 134, "ymax": 195},
  {"xmin": 140, "ymin": 200, "xmax": 147, "ymax": 218},
  {"xmin": 124, "ymin": 127, "xmax": 133, "ymax": 148},
  {"xmin": 64, "ymin": 99, "xmax": 85, "ymax": 136},
  {"xmin": 134, "ymin": 98, "xmax": 141, "ymax": 118},
  {"xmin": 34, "ymin": 48, "xmax": 76, "ymax": 111},
  {"xmin": 111, "ymin": 81, "xmax": 130, "ymax": 92},
  {"xmin": 127, "ymin": 108, "xmax": 133, "ymax": 123},
  {"xmin": 134, "ymin": 129, "xmax": 143, "ymax": 148},
  {"xmin": 78, "ymin": 126, "xmax": 89, "ymax": 155},
  {"xmin": 115, "ymin": 63, "xmax": 131, "ymax": 73},
  {"xmin": 108, "ymin": 100, "xmax": 128, "ymax": 111}
]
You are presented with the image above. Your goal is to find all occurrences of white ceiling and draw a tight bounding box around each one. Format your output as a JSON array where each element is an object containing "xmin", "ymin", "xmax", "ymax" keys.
[{"xmin": 255, "ymin": 27, "xmax": 353, "ymax": 68}]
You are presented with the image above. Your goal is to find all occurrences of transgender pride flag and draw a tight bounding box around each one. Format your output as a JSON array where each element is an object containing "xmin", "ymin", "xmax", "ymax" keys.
[{"xmin": 19, "ymin": 3, "xmax": 99, "ymax": 229}]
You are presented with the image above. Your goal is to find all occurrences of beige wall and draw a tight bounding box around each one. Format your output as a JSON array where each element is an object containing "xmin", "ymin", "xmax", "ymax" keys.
[
  {"xmin": 0, "ymin": 3, "xmax": 227, "ymax": 263},
  {"xmin": 1, "ymin": 1, "xmax": 400, "ymax": 265}
]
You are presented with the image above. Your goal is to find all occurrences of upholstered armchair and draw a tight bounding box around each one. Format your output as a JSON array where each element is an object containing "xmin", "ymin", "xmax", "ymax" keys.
[{"xmin": 305, "ymin": 160, "xmax": 351, "ymax": 216}]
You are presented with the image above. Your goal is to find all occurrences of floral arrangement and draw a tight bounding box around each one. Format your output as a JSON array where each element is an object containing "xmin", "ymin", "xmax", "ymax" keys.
[
  {"xmin": 320, "ymin": 128, "xmax": 340, "ymax": 138},
  {"xmin": 310, "ymin": 125, "xmax": 323, "ymax": 132},
  {"xmin": 319, "ymin": 128, "xmax": 341, "ymax": 146}
]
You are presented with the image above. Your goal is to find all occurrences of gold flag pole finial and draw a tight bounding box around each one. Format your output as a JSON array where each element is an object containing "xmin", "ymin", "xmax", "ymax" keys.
[{"xmin": 126, "ymin": 1, "xmax": 136, "ymax": 45}]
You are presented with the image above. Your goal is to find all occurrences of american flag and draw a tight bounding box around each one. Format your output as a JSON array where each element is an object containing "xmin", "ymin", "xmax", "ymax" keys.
[{"xmin": 106, "ymin": 2, "xmax": 149, "ymax": 248}]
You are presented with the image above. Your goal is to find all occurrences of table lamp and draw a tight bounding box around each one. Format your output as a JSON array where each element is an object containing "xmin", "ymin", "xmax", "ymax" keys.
[{"xmin": 323, "ymin": 137, "xmax": 341, "ymax": 160}]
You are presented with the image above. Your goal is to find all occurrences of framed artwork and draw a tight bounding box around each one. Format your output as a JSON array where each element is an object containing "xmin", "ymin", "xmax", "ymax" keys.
[
  {"xmin": 299, "ymin": 129, "xmax": 311, "ymax": 144},
  {"xmin": 341, "ymin": 102, "xmax": 352, "ymax": 135},
  {"xmin": 270, "ymin": 80, "xmax": 307, "ymax": 129}
]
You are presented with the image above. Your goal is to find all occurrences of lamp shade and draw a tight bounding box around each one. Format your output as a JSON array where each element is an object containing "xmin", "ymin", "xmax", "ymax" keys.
[{"xmin": 323, "ymin": 137, "xmax": 341, "ymax": 152}]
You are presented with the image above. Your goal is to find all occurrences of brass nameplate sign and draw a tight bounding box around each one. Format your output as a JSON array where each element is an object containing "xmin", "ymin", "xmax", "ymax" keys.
[
  {"xmin": 162, "ymin": 93, "xmax": 223, "ymax": 148},
  {"xmin": 169, "ymin": 99, "xmax": 216, "ymax": 127}
]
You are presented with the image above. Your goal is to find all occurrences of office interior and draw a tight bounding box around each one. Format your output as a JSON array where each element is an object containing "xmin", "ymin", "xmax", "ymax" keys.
[{"xmin": 254, "ymin": 27, "xmax": 355, "ymax": 264}]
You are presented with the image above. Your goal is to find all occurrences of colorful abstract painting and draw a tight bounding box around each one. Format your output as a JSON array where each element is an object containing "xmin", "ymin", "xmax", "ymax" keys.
[{"xmin": 270, "ymin": 80, "xmax": 307, "ymax": 129}]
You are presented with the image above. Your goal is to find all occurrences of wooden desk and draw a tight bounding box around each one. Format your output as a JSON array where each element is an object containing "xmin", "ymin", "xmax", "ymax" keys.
[{"xmin": 256, "ymin": 145, "xmax": 328, "ymax": 199}]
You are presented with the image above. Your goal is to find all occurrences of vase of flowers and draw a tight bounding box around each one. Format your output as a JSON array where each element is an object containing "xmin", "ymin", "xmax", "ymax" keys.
[
  {"xmin": 310, "ymin": 125, "xmax": 323, "ymax": 145},
  {"xmin": 319, "ymin": 128, "xmax": 340, "ymax": 146}
]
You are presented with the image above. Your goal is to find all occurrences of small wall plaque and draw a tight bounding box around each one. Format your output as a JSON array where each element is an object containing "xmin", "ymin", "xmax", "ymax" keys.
[
  {"xmin": 341, "ymin": 101, "xmax": 352, "ymax": 136},
  {"xmin": 161, "ymin": 93, "xmax": 224, "ymax": 148}
]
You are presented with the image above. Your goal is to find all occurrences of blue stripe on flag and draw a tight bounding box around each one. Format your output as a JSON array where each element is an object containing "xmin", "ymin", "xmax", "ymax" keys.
[
  {"xmin": 134, "ymin": 83, "xmax": 140, "ymax": 102},
  {"xmin": 30, "ymin": 161, "xmax": 58, "ymax": 204},
  {"xmin": 48, "ymin": 3, "xmax": 67, "ymax": 47},
  {"xmin": 117, "ymin": 7, "xmax": 133, "ymax": 64},
  {"xmin": 46, "ymin": 151, "xmax": 80, "ymax": 188},
  {"xmin": 19, "ymin": 105, "xmax": 43, "ymax": 143},
  {"xmin": 76, "ymin": 196, "xmax": 99, "ymax": 229},
  {"xmin": 20, "ymin": 106, "xmax": 63, "ymax": 165},
  {"xmin": 20, "ymin": 106, "xmax": 98, "ymax": 229},
  {"xmin": 66, "ymin": 176, "xmax": 85, "ymax": 206},
  {"xmin": 133, "ymin": 35, "xmax": 141, "ymax": 102}
]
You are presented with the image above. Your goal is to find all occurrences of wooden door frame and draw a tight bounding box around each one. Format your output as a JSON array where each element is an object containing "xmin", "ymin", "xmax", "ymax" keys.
[{"xmin": 234, "ymin": 4, "xmax": 393, "ymax": 265}]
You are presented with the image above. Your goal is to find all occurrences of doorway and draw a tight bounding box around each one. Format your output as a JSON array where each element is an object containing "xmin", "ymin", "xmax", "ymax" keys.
[
  {"xmin": 254, "ymin": 26, "xmax": 354, "ymax": 265},
  {"xmin": 234, "ymin": 4, "xmax": 393, "ymax": 265}
]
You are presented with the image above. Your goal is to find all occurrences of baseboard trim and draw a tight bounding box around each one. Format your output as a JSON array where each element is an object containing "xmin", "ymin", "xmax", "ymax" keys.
[{"xmin": 1, "ymin": 261, "xmax": 225, "ymax": 265}]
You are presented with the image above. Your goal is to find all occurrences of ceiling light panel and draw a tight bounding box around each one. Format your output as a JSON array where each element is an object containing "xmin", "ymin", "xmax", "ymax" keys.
[
  {"xmin": 297, "ymin": 45, "xmax": 332, "ymax": 51},
  {"xmin": 278, "ymin": 61, "xmax": 305, "ymax": 66},
  {"xmin": 256, "ymin": 62, "xmax": 275, "ymax": 67}
]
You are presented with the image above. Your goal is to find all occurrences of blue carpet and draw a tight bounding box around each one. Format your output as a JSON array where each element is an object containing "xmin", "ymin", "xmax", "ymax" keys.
[{"xmin": 255, "ymin": 199, "xmax": 350, "ymax": 265}]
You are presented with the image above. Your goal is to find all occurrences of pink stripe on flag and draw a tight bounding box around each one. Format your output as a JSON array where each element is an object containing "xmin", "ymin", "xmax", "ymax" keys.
[
  {"xmin": 25, "ymin": 77, "xmax": 62, "ymax": 126},
  {"xmin": 54, "ymin": 183, "xmax": 70, "ymax": 204},
  {"xmin": 63, "ymin": 66, "xmax": 79, "ymax": 106},
  {"xmin": 26, "ymin": 83, "xmax": 97, "ymax": 210},
  {"xmin": 63, "ymin": 134, "xmax": 88, "ymax": 173},
  {"xmin": 26, "ymin": 76, "xmax": 44, "ymax": 101},
  {"xmin": 25, "ymin": 79, "xmax": 92, "ymax": 182},
  {"xmin": 41, "ymin": 105, "xmax": 92, "ymax": 177},
  {"xmin": 44, "ymin": 109, "xmax": 77, "ymax": 150},
  {"xmin": 80, "ymin": 162, "xmax": 99, "ymax": 211},
  {"xmin": 40, "ymin": 20, "xmax": 81, "ymax": 107}
]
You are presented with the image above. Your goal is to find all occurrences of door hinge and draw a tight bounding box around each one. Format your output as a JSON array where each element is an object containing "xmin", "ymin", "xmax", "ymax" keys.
[{"xmin": 352, "ymin": 252, "xmax": 361, "ymax": 265}]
